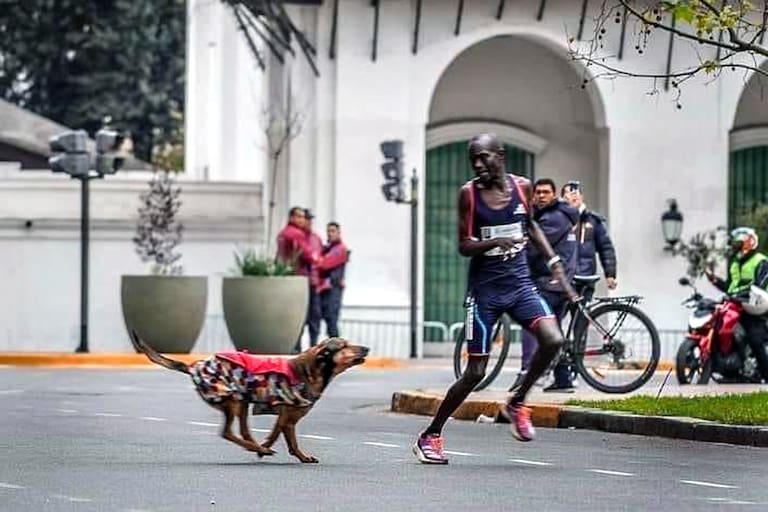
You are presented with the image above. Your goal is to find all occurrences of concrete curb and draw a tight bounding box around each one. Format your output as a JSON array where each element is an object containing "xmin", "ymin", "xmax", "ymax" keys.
[
  {"xmin": 391, "ymin": 390, "xmax": 768, "ymax": 448},
  {"xmin": 0, "ymin": 353, "xmax": 402, "ymax": 370}
]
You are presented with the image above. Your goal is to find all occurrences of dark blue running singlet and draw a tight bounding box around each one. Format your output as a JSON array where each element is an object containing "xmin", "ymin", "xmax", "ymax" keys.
[{"xmin": 466, "ymin": 174, "xmax": 532, "ymax": 289}]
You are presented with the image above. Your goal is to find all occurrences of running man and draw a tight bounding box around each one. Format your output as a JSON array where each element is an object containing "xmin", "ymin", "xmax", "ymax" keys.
[{"xmin": 413, "ymin": 133, "xmax": 579, "ymax": 464}]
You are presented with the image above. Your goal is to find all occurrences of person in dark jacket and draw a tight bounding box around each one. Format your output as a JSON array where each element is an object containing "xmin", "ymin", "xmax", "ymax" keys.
[
  {"xmin": 514, "ymin": 178, "xmax": 579, "ymax": 393},
  {"xmin": 561, "ymin": 181, "xmax": 617, "ymax": 298},
  {"xmin": 317, "ymin": 222, "xmax": 349, "ymax": 339}
]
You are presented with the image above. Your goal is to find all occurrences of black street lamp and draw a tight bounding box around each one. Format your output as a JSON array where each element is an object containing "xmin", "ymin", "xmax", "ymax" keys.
[
  {"xmin": 46, "ymin": 129, "xmax": 125, "ymax": 353},
  {"xmin": 661, "ymin": 199, "xmax": 684, "ymax": 251}
]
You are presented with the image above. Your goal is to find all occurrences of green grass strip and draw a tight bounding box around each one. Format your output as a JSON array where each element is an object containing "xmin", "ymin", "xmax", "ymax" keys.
[{"xmin": 566, "ymin": 391, "xmax": 768, "ymax": 425}]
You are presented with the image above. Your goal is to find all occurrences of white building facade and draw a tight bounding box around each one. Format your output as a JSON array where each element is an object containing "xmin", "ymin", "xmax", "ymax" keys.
[
  {"xmin": 1, "ymin": 0, "xmax": 766, "ymax": 357},
  {"xmin": 186, "ymin": 0, "xmax": 768, "ymax": 355}
]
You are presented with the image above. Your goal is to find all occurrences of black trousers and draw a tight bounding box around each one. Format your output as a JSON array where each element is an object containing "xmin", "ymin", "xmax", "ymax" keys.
[
  {"xmin": 295, "ymin": 284, "xmax": 322, "ymax": 352},
  {"xmin": 321, "ymin": 287, "xmax": 343, "ymax": 338},
  {"xmin": 741, "ymin": 314, "xmax": 768, "ymax": 381},
  {"xmin": 306, "ymin": 286, "xmax": 322, "ymax": 347}
]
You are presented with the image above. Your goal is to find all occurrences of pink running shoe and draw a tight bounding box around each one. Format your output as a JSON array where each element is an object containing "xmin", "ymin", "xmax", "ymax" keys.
[
  {"xmin": 413, "ymin": 432, "xmax": 449, "ymax": 464},
  {"xmin": 501, "ymin": 401, "xmax": 535, "ymax": 442}
]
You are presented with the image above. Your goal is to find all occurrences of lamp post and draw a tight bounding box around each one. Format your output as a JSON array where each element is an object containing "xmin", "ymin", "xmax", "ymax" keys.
[
  {"xmin": 661, "ymin": 198, "xmax": 684, "ymax": 252},
  {"xmin": 379, "ymin": 140, "xmax": 419, "ymax": 359},
  {"xmin": 47, "ymin": 129, "xmax": 125, "ymax": 353}
]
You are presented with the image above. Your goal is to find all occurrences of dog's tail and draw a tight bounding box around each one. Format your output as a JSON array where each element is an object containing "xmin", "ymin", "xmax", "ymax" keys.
[{"xmin": 129, "ymin": 330, "xmax": 190, "ymax": 375}]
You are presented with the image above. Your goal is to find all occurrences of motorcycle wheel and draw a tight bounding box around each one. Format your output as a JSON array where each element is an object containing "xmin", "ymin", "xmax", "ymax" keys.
[{"xmin": 675, "ymin": 338, "xmax": 712, "ymax": 385}]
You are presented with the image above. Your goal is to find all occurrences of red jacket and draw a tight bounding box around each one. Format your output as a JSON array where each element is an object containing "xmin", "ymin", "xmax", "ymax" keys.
[
  {"xmin": 215, "ymin": 352, "xmax": 299, "ymax": 385},
  {"xmin": 317, "ymin": 240, "xmax": 349, "ymax": 293},
  {"xmin": 276, "ymin": 223, "xmax": 313, "ymax": 275},
  {"xmin": 306, "ymin": 231, "xmax": 324, "ymax": 288}
]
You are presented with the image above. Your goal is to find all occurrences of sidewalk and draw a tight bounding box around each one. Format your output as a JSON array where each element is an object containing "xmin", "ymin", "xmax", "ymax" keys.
[
  {"xmin": 391, "ymin": 359, "xmax": 768, "ymax": 448},
  {"xmin": 0, "ymin": 352, "xmax": 402, "ymax": 369}
]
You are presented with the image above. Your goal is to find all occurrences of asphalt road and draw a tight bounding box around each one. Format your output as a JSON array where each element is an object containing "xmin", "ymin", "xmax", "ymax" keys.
[{"xmin": 1, "ymin": 365, "xmax": 767, "ymax": 511}]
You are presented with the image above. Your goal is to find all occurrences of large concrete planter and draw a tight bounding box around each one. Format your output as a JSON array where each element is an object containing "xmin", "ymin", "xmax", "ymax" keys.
[
  {"xmin": 121, "ymin": 275, "xmax": 208, "ymax": 353},
  {"xmin": 222, "ymin": 275, "xmax": 308, "ymax": 354}
]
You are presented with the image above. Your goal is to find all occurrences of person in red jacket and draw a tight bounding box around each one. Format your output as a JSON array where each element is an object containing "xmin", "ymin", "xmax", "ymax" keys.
[
  {"xmin": 303, "ymin": 209, "xmax": 324, "ymax": 347},
  {"xmin": 317, "ymin": 222, "xmax": 349, "ymax": 338},
  {"xmin": 276, "ymin": 206, "xmax": 313, "ymax": 274}
]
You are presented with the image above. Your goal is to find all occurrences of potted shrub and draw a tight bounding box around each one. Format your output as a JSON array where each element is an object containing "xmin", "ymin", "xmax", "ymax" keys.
[
  {"xmin": 222, "ymin": 249, "xmax": 308, "ymax": 354},
  {"xmin": 121, "ymin": 166, "xmax": 207, "ymax": 353}
]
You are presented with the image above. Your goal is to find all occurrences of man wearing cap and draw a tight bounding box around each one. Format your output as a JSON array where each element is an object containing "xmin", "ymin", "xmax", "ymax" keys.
[
  {"xmin": 561, "ymin": 181, "xmax": 617, "ymax": 299},
  {"xmin": 303, "ymin": 209, "xmax": 324, "ymax": 347}
]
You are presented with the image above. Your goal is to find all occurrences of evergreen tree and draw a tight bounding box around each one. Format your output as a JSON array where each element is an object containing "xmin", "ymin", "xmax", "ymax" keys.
[{"xmin": 0, "ymin": 0, "xmax": 186, "ymax": 162}]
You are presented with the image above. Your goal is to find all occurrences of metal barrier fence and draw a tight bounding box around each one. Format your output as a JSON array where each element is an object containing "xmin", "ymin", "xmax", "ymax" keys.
[{"xmin": 193, "ymin": 315, "xmax": 687, "ymax": 362}]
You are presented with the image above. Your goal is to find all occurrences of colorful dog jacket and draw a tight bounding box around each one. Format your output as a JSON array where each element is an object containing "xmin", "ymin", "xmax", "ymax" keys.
[{"xmin": 189, "ymin": 352, "xmax": 315, "ymax": 414}]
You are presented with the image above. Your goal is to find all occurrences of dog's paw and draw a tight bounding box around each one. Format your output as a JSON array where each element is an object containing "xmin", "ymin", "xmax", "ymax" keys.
[
  {"xmin": 256, "ymin": 447, "xmax": 277, "ymax": 458},
  {"xmin": 299, "ymin": 454, "xmax": 319, "ymax": 464}
]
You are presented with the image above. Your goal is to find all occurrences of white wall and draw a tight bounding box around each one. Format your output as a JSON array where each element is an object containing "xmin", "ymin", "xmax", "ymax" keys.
[
  {"xmin": 278, "ymin": 0, "xmax": 765, "ymax": 333},
  {"xmin": 0, "ymin": 174, "xmax": 262, "ymax": 351},
  {"xmin": 186, "ymin": 0, "xmax": 267, "ymax": 183},
  {"xmin": 428, "ymin": 35, "xmax": 603, "ymax": 210}
]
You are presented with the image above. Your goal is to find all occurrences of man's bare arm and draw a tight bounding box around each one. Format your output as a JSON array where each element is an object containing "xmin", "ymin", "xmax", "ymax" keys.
[{"xmin": 456, "ymin": 185, "xmax": 521, "ymax": 257}]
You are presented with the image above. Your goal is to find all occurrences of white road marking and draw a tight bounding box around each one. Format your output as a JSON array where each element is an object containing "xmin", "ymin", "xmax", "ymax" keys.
[
  {"xmin": 51, "ymin": 494, "xmax": 93, "ymax": 503},
  {"xmin": 588, "ymin": 469, "xmax": 634, "ymax": 477},
  {"xmin": 251, "ymin": 428, "xmax": 271, "ymax": 433},
  {"xmin": 300, "ymin": 434, "xmax": 334, "ymax": 441},
  {"xmin": 93, "ymin": 413, "xmax": 122, "ymax": 417},
  {"xmin": 706, "ymin": 497, "xmax": 756, "ymax": 505},
  {"xmin": 443, "ymin": 450, "xmax": 476, "ymax": 457},
  {"xmin": 0, "ymin": 482, "xmax": 26, "ymax": 489},
  {"xmin": 681, "ymin": 480, "xmax": 739, "ymax": 489},
  {"xmin": 139, "ymin": 417, "xmax": 166, "ymax": 422},
  {"xmin": 186, "ymin": 421, "xmax": 218, "ymax": 427},
  {"xmin": 0, "ymin": 389, "xmax": 23, "ymax": 395},
  {"xmin": 55, "ymin": 409, "xmax": 78, "ymax": 414},
  {"xmin": 363, "ymin": 442, "xmax": 400, "ymax": 448},
  {"xmin": 510, "ymin": 459, "xmax": 553, "ymax": 467}
]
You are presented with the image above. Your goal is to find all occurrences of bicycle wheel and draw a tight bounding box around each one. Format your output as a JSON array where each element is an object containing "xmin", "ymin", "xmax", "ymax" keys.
[
  {"xmin": 573, "ymin": 303, "xmax": 660, "ymax": 393},
  {"xmin": 452, "ymin": 314, "xmax": 512, "ymax": 391}
]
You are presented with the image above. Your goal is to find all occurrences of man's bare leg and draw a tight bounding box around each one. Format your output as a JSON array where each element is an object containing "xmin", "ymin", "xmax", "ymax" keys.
[
  {"xmin": 413, "ymin": 356, "xmax": 488, "ymax": 464},
  {"xmin": 509, "ymin": 318, "xmax": 563, "ymax": 403},
  {"xmin": 424, "ymin": 355, "xmax": 488, "ymax": 435},
  {"xmin": 501, "ymin": 318, "xmax": 563, "ymax": 442}
]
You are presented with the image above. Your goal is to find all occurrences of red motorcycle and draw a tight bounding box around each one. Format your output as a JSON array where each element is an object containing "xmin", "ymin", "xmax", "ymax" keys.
[{"xmin": 676, "ymin": 276, "xmax": 764, "ymax": 384}]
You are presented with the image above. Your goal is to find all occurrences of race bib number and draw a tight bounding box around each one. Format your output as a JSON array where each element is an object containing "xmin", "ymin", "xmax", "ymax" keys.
[{"xmin": 481, "ymin": 222, "xmax": 524, "ymax": 257}]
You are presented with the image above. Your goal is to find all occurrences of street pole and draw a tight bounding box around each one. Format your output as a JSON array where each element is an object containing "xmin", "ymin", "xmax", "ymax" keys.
[
  {"xmin": 75, "ymin": 176, "xmax": 90, "ymax": 353},
  {"xmin": 409, "ymin": 169, "xmax": 418, "ymax": 359}
]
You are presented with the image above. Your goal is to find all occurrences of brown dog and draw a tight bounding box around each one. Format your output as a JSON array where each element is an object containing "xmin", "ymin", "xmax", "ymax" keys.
[{"xmin": 130, "ymin": 331, "xmax": 369, "ymax": 463}]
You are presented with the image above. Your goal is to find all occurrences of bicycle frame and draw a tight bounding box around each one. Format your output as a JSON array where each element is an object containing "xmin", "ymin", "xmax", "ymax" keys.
[{"xmin": 563, "ymin": 294, "xmax": 645, "ymax": 359}]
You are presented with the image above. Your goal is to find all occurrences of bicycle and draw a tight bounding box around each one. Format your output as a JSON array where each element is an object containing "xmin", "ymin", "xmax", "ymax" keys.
[{"xmin": 453, "ymin": 276, "xmax": 661, "ymax": 393}]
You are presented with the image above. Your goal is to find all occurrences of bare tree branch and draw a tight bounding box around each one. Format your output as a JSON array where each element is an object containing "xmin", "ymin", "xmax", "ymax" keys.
[{"xmin": 571, "ymin": 1, "xmax": 768, "ymax": 102}]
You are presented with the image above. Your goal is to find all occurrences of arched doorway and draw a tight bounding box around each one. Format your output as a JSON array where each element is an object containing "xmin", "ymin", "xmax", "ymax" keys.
[
  {"xmin": 730, "ymin": 66, "xmax": 768, "ymax": 226},
  {"xmin": 423, "ymin": 35, "xmax": 606, "ymax": 338}
]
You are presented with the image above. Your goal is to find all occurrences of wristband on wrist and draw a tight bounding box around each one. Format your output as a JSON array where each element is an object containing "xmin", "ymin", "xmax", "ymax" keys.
[{"xmin": 546, "ymin": 255, "xmax": 562, "ymax": 270}]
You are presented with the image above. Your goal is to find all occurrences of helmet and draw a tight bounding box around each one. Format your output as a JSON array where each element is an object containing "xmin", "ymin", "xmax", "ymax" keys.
[{"xmin": 730, "ymin": 227, "xmax": 759, "ymax": 254}]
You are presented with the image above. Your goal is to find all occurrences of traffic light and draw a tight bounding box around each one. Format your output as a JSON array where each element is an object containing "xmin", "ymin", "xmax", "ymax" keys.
[
  {"xmin": 94, "ymin": 129, "xmax": 125, "ymax": 175},
  {"xmin": 380, "ymin": 139, "xmax": 404, "ymax": 203},
  {"xmin": 49, "ymin": 130, "xmax": 90, "ymax": 176}
]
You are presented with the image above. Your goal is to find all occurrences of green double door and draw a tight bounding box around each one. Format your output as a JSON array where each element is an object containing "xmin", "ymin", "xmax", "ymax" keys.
[
  {"xmin": 729, "ymin": 146, "xmax": 768, "ymax": 225},
  {"xmin": 424, "ymin": 141, "xmax": 534, "ymax": 341}
]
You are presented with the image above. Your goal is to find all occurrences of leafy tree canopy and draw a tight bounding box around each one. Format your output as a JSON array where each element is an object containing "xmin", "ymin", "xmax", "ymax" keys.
[{"xmin": 0, "ymin": 0, "xmax": 186, "ymax": 163}]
